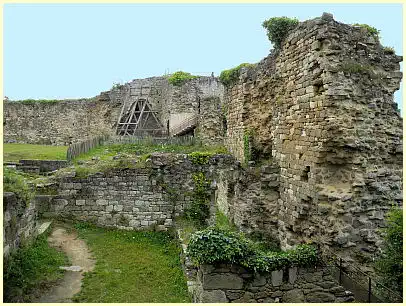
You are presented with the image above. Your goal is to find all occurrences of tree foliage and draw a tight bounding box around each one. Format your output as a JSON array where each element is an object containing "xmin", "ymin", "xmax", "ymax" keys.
[{"xmin": 375, "ymin": 207, "xmax": 403, "ymax": 294}]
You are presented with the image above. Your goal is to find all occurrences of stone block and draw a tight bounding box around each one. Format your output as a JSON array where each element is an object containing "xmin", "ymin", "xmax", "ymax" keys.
[
  {"xmin": 305, "ymin": 291, "xmax": 336, "ymax": 303},
  {"xmin": 96, "ymin": 199, "xmax": 108, "ymax": 206},
  {"xmin": 251, "ymin": 273, "xmax": 266, "ymax": 287},
  {"xmin": 203, "ymin": 273, "xmax": 244, "ymax": 290},
  {"xmin": 129, "ymin": 220, "xmax": 140, "ymax": 227},
  {"xmin": 201, "ymin": 290, "xmax": 228, "ymax": 303},
  {"xmin": 289, "ymin": 267, "xmax": 298, "ymax": 284},
  {"xmin": 271, "ymin": 270, "xmax": 283, "ymax": 286},
  {"xmin": 76, "ymin": 199, "xmax": 85, "ymax": 206},
  {"xmin": 282, "ymin": 288, "xmax": 305, "ymax": 302}
]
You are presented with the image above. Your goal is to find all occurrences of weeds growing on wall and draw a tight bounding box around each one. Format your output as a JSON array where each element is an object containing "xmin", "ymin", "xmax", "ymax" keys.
[
  {"xmin": 219, "ymin": 63, "xmax": 255, "ymax": 86},
  {"xmin": 167, "ymin": 71, "xmax": 197, "ymax": 86},
  {"xmin": 383, "ymin": 46, "xmax": 395, "ymax": 54},
  {"xmin": 353, "ymin": 23, "xmax": 380, "ymax": 38},
  {"xmin": 262, "ymin": 17, "xmax": 299, "ymax": 49},
  {"xmin": 188, "ymin": 151, "xmax": 220, "ymax": 165},
  {"xmin": 3, "ymin": 229, "xmax": 69, "ymax": 302},
  {"xmin": 184, "ymin": 172, "xmax": 211, "ymax": 227},
  {"xmin": 3, "ymin": 167, "xmax": 34, "ymax": 206},
  {"xmin": 187, "ymin": 227, "xmax": 317, "ymax": 272}
]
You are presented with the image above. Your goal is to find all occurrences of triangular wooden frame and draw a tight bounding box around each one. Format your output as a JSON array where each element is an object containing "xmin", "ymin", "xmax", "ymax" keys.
[{"xmin": 116, "ymin": 97, "xmax": 164, "ymax": 136}]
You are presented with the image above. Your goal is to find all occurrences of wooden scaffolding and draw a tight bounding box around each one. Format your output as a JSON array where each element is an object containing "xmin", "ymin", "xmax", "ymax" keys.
[{"xmin": 115, "ymin": 85, "xmax": 165, "ymax": 136}]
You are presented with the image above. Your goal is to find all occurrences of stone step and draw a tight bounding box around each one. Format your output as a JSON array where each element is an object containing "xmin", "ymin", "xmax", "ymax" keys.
[
  {"xmin": 59, "ymin": 265, "xmax": 82, "ymax": 272},
  {"xmin": 37, "ymin": 220, "xmax": 53, "ymax": 235}
]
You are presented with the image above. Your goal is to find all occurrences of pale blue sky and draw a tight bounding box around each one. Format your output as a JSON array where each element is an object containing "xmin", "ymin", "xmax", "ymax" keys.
[{"xmin": 3, "ymin": 3, "xmax": 403, "ymax": 112}]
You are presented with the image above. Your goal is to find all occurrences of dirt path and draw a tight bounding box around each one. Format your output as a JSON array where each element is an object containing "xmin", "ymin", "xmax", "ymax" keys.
[{"xmin": 33, "ymin": 223, "xmax": 95, "ymax": 303}]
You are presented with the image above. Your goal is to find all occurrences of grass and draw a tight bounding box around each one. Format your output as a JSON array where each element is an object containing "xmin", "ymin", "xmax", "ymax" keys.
[
  {"xmin": 3, "ymin": 229, "xmax": 69, "ymax": 302},
  {"xmin": 3, "ymin": 167, "xmax": 35, "ymax": 205},
  {"xmin": 3, "ymin": 143, "xmax": 68, "ymax": 162},
  {"xmin": 72, "ymin": 223, "xmax": 191, "ymax": 303},
  {"xmin": 73, "ymin": 142, "xmax": 228, "ymax": 162}
]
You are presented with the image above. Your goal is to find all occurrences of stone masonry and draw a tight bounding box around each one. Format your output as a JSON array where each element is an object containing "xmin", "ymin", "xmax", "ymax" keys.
[
  {"xmin": 193, "ymin": 263, "xmax": 354, "ymax": 303},
  {"xmin": 40, "ymin": 153, "xmax": 235, "ymax": 230},
  {"xmin": 3, "ymin": 76, "xmax": 224, "ymax": 145},
  {"xmin": 222, "ymin": 13, "xmax": 402, "ymax": 269},
  {"xmin": 3, "ymin": 192, "xmax": 40, "ymax": 259}
]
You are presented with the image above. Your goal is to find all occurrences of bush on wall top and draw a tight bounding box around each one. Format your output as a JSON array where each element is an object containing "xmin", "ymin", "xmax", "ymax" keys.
[
  {"xmin": 353, "ymin": 23, "xmax": 380, "ymax": 38},
  {"xmin": 167, "ymin": 71, "xmax": 197, "ymax": 86},
  {"xmin": 219, "ymin": 63, "xmax": 255, "ymax": 87},
  {"xmin": 187, "ymin": 227, "xmax": 318, "ymax": 272},
  {"xmin": 262, "ymin": 16, "xmax": 299, "ymax": 49}
]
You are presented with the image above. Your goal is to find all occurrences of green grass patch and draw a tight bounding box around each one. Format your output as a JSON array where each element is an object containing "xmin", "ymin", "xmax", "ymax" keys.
[
  {"xmin": 3, "ymin": 230, "xmax": 69, "ymax": 302},
  {"xmin": 3, "ymin": 167, "xmax": 35, "ymax": 205},
  {"xmin": 73, "ymin": 224, "xmax": 191, "ymax": 303},
  {"xmin": 3, "ymin": 143, "xmax": 68, "ymax": 162},
  {"xmin": 73, "ymin": 142, "xmax": 228, "ymax": 162}
]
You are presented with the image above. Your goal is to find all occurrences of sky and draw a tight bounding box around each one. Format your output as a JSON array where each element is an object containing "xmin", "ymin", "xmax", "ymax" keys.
[{"xmin": 3, "ymin": 3, "xmax": 403, "ymax": 112}]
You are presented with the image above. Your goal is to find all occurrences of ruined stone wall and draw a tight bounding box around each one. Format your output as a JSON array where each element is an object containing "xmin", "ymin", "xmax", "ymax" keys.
[
  {"xmin": 3, "ymin": 76, "xmax": 224, "ymax": 143},
  {"xmin": 194, "ymin": 263, "xmax": 353, "ymax": 303},
  {"xmin": 3, "ymin": 99, "xmax": 121, "ymax": 145},
  {"xmin": 3, "ymin": 192, "xmax": 40, "ymax": 258},
  {"xmin": 222, "ymin": 14, "xmax": 403, "ymax": 268},
  {"xmin": 195, "ymin": 96, "xmax": 225, "ymax": 145},
  {"xmin": 41, "ymin": 154, "xmax": 234, "ymax": 230}
]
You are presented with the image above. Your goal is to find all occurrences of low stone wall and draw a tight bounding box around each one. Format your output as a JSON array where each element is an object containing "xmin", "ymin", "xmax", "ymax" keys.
[
  {"xmin": 3, "ymin": 192, "xmax": 40, "ymax": 259},
  {"xmin": 42, "ymin": 154, "xmax": 235, "ymax": 230},
  {"xmin": 194, "ymin": 263, "xmax": 354, "ymax": 303},
  {"xmin": 19, "ymin": 160, "xmax": 69, "ymax": 173}
]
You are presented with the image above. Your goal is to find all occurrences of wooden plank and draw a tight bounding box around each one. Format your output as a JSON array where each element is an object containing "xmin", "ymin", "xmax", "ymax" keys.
[
  {"xmin": 123, "ymin": 100, "xmax": 138, "ymax": 135},
  {"xmin": 131, "ymin": 99, "xmax": 147, "ymax": 135}
]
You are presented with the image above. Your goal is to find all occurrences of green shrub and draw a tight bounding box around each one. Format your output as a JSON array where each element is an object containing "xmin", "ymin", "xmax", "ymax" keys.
[
  {"xmin": 3, "ymin": 167, "xmax": 34, "ymax": 206},
  {"xmin": 188, "ymin": 152, "xmax": 213, "ymax": 165},
  {"xmin": 262, "ymin": 17, "xmax": 299, "ymax": 49},
  {"xmin": 3, "ymin": 231, "xmax": 68, "ymax": 302},
  {"xmin": 187, "ymin": 227, "xmax": 318, "ymax": 272},
  {"xmin": 219, "ymin": 63, "xmax": 255, "ymax": 86},
  {"xmin": 168, "ymin": 71, "xmax": 197, "ymax": 86},
  {"xmin": 375, "ymin": 207, "xmax": 403, "ymax": 294},
  {"xmin": 353, "ymin": 23, "xmax": 380, "ymax": 38},
  {"xmin": 187, "ymin": 227, "xmax": 254, "ymax": 264}
]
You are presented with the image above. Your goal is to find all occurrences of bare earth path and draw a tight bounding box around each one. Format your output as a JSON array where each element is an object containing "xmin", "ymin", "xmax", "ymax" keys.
[{"xmin": 33, "ymin": 223, "xmax": 95, "ymax": 303}]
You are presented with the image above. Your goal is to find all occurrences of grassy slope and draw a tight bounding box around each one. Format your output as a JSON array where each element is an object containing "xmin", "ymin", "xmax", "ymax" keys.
[
  {"xmin": 3, "ymin": 143, "xmax": 68, "ymax": 162},
  {"xmin": 73, "ymin": 225, "xmax": 191, "ymax": 303},
  {"xmin": 3, "ymin": 230, "xmax": 69, "ymax": 302}
]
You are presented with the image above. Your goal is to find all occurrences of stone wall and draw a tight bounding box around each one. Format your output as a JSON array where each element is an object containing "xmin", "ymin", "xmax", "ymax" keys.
[
  {"xmin": 3, "ymin": 99, "xmax": 121, "ymax": 145},
  {"xmin": 3, "ymin": 192, "xmax": 40, "ymax": 259},
  {"xmin": 194, "ymin": 263, "xmax": 354, "ymax": 303},
  {"xmin": 222, "ymin": 13, "xmax": 403, "ymax": 269},
  {"xmin": 41, "ymin": 153, "xmax": 234, "ymax": 230},
  {"xmin": 195, "ymin": 96, "xmax": 225, "ymax": 145},
  {"xmin": 3, "ymin": 76, "xmax": 224, "ymax": 144}
]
